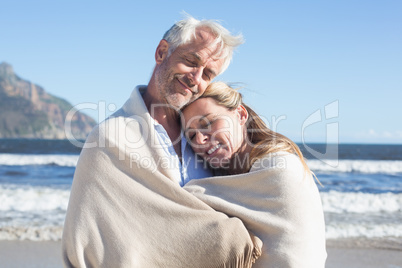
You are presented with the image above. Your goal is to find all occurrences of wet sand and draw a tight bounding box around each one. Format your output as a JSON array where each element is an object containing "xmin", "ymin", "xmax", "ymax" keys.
[{"xmin": 1, "ymin": 240, "xmax": 401, "ymax": 268}]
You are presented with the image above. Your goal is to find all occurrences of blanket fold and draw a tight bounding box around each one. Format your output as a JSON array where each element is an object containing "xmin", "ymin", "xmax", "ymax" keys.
[{"xmin": 184, "ymin": 153, "xmax": 327, "ymax": 268}]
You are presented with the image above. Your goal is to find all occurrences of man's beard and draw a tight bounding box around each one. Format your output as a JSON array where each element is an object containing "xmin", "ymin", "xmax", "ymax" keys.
[{"xmin": 157, "ymin": 65, "xmax": 198, "ymax": 109}]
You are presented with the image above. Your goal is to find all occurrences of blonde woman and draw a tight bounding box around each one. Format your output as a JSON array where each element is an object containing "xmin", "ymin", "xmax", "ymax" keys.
[{"xmin": 182, "ymin": 82, "xmax": 327, "ymax": 268}]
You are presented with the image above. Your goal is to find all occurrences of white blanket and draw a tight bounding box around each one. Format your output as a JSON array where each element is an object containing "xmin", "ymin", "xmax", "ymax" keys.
[
  {"xmin": 62, "ymin": 86, "xmax": 261, "ymax": 267},
  {"xmin": 185, "ymin": 153, "xmax": 327, "ymax": 268}
]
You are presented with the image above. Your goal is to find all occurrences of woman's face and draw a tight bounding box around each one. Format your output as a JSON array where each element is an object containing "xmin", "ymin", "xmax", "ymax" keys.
[{"xmin": 182, "ymin": 97, "xmax": 247, "ymax": 168}]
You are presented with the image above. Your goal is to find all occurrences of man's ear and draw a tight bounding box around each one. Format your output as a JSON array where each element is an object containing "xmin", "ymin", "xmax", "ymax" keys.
[
  {"xmin": 237, "ymin": 105, "xmax": 248, "ymax": 125},
  {"xmin": 155, "ymin": 39, "xmax": 169, "ymax": 64}
]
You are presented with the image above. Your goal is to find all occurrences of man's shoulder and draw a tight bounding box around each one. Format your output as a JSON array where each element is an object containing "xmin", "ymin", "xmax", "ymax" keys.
[
  {"xmin": 83, "ymin": 86, "xmax": 150, "ymax": 145},
  {"xmin": 116, "ymin": 85, "xmax": 148, "ymax": 117},
  {"xmin": 99, "ymin": 85, "xmax": 149, "ymax": 127}
]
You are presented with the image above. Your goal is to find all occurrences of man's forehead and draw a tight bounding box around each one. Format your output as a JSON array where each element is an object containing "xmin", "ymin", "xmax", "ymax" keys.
[
  {"xmin": 188, "ymin": 50, "xmax": 221, "ymax": 63},
  {"xmin": 185, "ymin": 29, "xmax": 223, "ymax": 59}
]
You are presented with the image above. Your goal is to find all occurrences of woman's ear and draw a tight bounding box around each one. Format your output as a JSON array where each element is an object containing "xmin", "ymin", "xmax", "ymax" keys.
[
  {"xmin": 237, "ymin": 105, "xmax": 248, "ymax": 125},
  {"xmin": 155, "ymin": 39, "xmax": 169, "ymax": 64}
]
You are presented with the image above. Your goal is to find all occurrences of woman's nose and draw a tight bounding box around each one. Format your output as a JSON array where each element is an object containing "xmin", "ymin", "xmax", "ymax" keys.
[{"xmin": 195, "ymin": 131, "xmax": 208, "ymax": 144}]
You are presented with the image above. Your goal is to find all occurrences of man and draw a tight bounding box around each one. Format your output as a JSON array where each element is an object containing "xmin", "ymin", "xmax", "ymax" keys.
[{"xmin": 62, "ymin": 15, "xmax": 262, "ymax": 267}]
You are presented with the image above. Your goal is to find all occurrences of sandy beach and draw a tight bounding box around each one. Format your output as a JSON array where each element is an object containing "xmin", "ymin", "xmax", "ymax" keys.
[{"xmin": 1, "ymin": 240, "xmax": 402, "ymax": 268}]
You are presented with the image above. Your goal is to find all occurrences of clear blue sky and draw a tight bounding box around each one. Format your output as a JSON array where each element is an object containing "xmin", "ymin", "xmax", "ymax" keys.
[{"xmin": 2, "ymin": 0, "xmax": 401, "ymax": 144}]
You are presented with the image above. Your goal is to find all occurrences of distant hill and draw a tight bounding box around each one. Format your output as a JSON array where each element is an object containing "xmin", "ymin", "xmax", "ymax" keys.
[{"xmin": 0, "ymin": 62, "xmax": 96, "ymax": 139}]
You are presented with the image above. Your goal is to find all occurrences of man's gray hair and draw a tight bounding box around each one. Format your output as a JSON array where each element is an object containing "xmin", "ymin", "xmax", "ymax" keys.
[{"xmin": 163, "ymin": 14, "xmax": 244, "ymax": 75}]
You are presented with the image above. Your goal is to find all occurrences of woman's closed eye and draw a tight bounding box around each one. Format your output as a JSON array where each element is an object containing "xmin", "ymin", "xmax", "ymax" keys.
[
  {"xmin": 200, "ymin": 117, "xmax": 217, "ymax": 129},
  {"xmin": 184, "ymin": 115, "xmax": 218, "ymax": 141},
  {"xmin": 184, "ymin": 129, "xmax": 195, "ymax": 141}
]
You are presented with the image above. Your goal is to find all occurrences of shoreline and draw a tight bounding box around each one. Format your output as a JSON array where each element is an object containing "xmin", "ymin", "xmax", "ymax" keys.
[{"xmin": 0, "ymin": 240, "xmax": 401, "ymax": 268}]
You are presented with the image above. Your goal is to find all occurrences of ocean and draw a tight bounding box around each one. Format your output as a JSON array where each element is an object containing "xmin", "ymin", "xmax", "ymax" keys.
[{"xmin": 0, "ymin": 139, "xmax": 401, "ymax": 249}]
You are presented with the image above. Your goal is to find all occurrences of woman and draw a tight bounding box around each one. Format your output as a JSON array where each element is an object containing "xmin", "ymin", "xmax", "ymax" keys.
[{"xmin": 182, "ymin": 82, "xmax": 327, "ymax": 267}]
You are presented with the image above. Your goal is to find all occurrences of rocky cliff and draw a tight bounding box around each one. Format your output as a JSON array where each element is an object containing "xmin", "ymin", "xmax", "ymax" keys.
[{"xmin": 0, "ymin": 62, "xmax": 96, "ymax": 139}]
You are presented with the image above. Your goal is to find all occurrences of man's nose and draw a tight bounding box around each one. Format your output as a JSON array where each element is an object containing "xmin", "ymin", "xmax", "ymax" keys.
[{"xmin": 189, "ymin": 67, "xmax": 203, "ymax": 86}]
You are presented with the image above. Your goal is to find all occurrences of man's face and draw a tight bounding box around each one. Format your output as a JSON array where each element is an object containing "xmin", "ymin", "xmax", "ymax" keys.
[{"xmin": 155, "ymin": 29, "xmax": 225, "ymax": 109}]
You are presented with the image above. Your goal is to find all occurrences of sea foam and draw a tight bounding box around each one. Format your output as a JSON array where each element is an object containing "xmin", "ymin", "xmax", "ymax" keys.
[
  {"xmin": 326, "ymin": 222, "xmax": 402, "ymax": 239},
  {"xmin": 1, "ymin": 153, "xmax": 402, "ymax": 174},
  {"xmin": 0, "ymin": 185, "xmax": 69, "ymax": 241},
  {"xmin": 308, "ymin": 159, "xmax": 402, "ymax": 174},
  {"xmin": 2, "ymin": 154, "xmax": 402, "ymax": 175},
  {"xmin": 0, "ymin": 185, "xmax": 70, "ymax": 211},
  {"xmin": 0, "ymin": 226, "xmax": 63, "ymax": 241},
  {"xmin": 4, "ymin": 185, "xmax": 398, "ymax": 215},
  {"xmin": 321, "ymin": 191, "xmax": 402, "ymax": 213},
  {"xmin": 0, "ymin": 154, "xmax": 78, "ymax": 167}
]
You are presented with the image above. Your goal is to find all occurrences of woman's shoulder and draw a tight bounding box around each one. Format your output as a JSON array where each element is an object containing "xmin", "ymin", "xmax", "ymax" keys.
[
  {"xmin": 250, "ymin": 151, "xmax": 303, "ymax": 173},
  {"xmin": 250, "ymin": 151, "xmax": 310, "ymax": 183},
  {"xmin": 249, "ymin": 152, "xmax": 319, "ymax": 202}
]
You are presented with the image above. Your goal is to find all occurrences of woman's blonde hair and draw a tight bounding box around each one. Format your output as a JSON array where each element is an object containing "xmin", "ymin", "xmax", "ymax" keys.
[{"xmin": 199, "ymin": 81, "xmax": 313, "ymax": 175}]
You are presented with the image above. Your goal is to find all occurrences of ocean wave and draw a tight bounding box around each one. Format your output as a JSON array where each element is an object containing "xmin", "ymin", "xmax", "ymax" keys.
[
  {"xmin": 0, "ymin": 185, "xmax": 70, "ymax": 211},
  {"xmin": 0, "ymin": 185, "xmax": 401, "ymax": 241},
  {"xmin": 1, "ymin": 154, "xmax": 402, "ymax": 175},
  {"xmin": 2, "ymin": 222, "xmax": 401, "ymax": 242},
  {"xmin": 0, "ymin": 226, "xmax": 62, "ymax": 241},
  {"xmin": 321, "ymin": 191, "xmax": 402, "ymax": 213},
  {"xmin": 2, "ymin": 185, "xmax": 399, "ymax": 214},
  {"xmin": 326, "ymin": 222, "xmax": 402, "ymax": 239},
  {"xmin": 0, "ymin": 185, "xmax": 67, "ymax": 241},
  {"xmin": 308, "ymin": 159, "xmax": 402, "ymax": 174},
  {"xmin": 0, "ymin": 154, "xmax": 78, "ymax": 167},
  {"xmin": 3, "ymin": 224, "xmax": 400, "ymax": 242}
]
